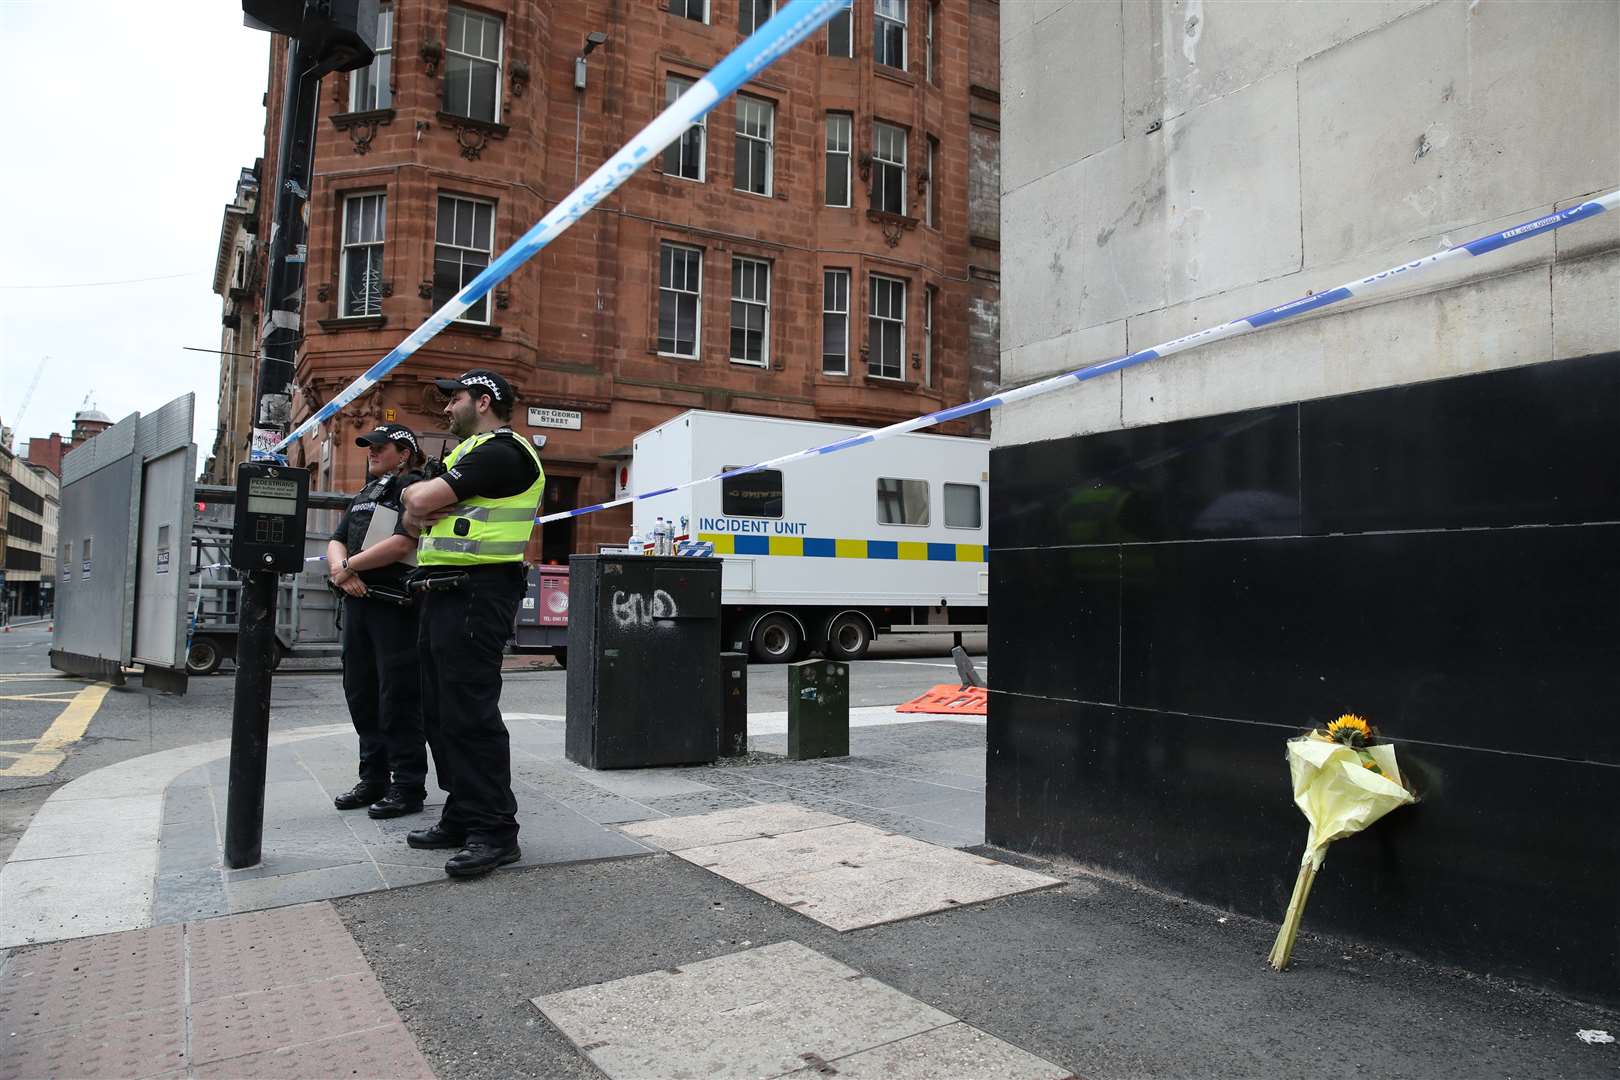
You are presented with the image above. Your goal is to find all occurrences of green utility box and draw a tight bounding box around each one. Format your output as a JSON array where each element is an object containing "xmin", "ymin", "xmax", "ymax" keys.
[{"xmin": 787, "ymin": 659, "xmax": 849, "ymax": 760}]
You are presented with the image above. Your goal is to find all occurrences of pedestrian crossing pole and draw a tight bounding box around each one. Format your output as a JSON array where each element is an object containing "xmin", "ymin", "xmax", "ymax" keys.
[{"xmin": 227, "ymin": 2, "xmax": 377, "ymax": 868}]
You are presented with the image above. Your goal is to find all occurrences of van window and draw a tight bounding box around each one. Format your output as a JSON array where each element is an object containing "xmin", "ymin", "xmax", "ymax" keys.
[
  {"xmin": 722, "ymin": 467, "xmax": 783, "ymax": 518},
  {"xmin": 877, "ymin": 478, "xmax": 929, "ymax": 526},
  {"xmin": 944, "ymin": 483, "xmax": 981, "ymax": 529}
]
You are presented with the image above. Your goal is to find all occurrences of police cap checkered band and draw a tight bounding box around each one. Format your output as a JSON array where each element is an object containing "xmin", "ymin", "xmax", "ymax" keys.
[
  {"xmin": 355, "ymin": 423, "xmax": 420, "ymax": 454},
  {"xmin": 433, "ymin": 368, "xmax": 512, "ymax": 404}
]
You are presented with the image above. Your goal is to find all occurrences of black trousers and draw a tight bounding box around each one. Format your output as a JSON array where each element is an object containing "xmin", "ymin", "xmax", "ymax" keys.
[
  {"xmin": 418, "ymin": 563, "xmax": 524, "ymax": 846},
  {"xmin": 341, "ymin": 591, "xmax": 428, "ymax": 797}
]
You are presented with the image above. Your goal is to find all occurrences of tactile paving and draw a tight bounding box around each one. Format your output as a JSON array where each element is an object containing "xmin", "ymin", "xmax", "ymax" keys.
[
  {"xmin": 0, "ymin": 902, "xmax": 433, "ymax": 1080},
  {"xmin": 0, "ymin": 924, "xmax": 184, "ymax": 1041},
  {"xmin": 189, "ymin": 1022, "xmax": 436, "ymax": 1080},
  {"xmin": 189, "ymin": 973, "xmax": 402, "ymax": 1064},
  {"xmin": 186, "ymin": 902, "xmax": 367, "ymax": 1000},
  {"xmin": 0, "ymin": 1004, "xmax": 187, "ymax": 1080}
]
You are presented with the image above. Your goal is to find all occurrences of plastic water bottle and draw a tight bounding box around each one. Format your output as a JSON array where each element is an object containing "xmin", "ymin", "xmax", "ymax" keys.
[{"xmin": 627, "ymin": 526, "xmax": 643, "ymax": 554}]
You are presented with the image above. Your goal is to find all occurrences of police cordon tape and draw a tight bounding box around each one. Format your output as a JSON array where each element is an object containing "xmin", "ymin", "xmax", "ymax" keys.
[
  {"xmin": 537, "ymin": 189, "xmax": 1619, "ymax": 527},
  {"xmin": 272, "ymin": 0, "xmax": 849, "ymax": 455}
]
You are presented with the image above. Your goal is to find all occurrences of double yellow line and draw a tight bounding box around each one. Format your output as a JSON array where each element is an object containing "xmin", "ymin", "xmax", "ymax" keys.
[{"xmin": 0, "ymin": 682, "xmax": 111, "ymax": 778}]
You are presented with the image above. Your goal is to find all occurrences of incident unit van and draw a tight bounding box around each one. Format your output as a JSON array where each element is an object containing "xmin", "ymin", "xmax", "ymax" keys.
[{"xmin": 628, "ymin": 411, "xmax": 988, "ymax": 662}]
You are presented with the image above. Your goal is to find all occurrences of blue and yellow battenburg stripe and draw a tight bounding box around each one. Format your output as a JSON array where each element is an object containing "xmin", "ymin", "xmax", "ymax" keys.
[{"xmin": 698, "ymin": 533, "xmax": 986, "ymax": 562}]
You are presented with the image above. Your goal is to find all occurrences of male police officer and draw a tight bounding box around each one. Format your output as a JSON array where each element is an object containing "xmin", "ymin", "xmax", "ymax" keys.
[
  {"xmin": 327, "ymin": 422, "xmax": 430, "ymax": 818},
  {"xmin": 400, "ymin": 369, "xmax": 543, "ymax": 877}
]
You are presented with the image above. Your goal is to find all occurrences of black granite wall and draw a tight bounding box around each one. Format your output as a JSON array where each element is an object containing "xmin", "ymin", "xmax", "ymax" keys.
[{"xmin": 987, "ymin": 351, "xmax": 1620, "ymax": 1002}]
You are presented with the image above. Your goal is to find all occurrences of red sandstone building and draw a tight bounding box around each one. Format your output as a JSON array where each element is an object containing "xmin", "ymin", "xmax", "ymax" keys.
[{"xmin": 229, "ymin": 1, "xmax": 1001, "ymax": 559}]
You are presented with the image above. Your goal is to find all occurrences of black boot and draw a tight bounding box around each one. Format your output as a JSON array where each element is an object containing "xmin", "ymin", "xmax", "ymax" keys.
[
  {"xmin": 444, "ymin": 842, "xmax": 521, "ymax": 878},
  {"xmin": 406, "ymin": 823, "xmax": 467, "ymax": 849},
  {"xmin": 367, "ymin": 788, "xmax": 425, "ymax": 819},
  {"xmin": 334, "ymin": 781, "xmax": 387, "ymax": 810}
]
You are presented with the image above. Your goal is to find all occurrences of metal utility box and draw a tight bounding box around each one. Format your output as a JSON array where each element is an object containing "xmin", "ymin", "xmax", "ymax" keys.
[
  {"xmin": 513, "ymin": 565, "xmax": 571, "ymax": 666},
  {"xmin": 787, "ymin": 659, "xmax": 850, "ymax": 760},
  {"xmin": 565, "ymin": 555, "xmax": 723, "ymax": 769},
  {"xmin": 720, "ymin": 652, "xmax": 748, "ymax": 757}
]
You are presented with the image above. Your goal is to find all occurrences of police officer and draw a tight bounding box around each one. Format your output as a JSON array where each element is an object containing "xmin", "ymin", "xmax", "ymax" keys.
[
  {"xmin": 327, "ymin": 422, "xmax": 430, "ymax": 818},
  {"xmin": 400, "ymin": 369, "xmax": 543, "ymax": 877}
]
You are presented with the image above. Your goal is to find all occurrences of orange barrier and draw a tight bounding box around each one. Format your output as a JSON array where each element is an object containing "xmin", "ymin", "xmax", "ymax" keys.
[{"xmin": 895, "ymin": 683, "xmax": 989, "ymax": 716}]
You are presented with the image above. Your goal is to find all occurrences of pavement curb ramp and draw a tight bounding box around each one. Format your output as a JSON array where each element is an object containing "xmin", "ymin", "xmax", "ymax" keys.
[{"xmin": 1, "ymin": 708, "xmax": 986, "ymax": 950}]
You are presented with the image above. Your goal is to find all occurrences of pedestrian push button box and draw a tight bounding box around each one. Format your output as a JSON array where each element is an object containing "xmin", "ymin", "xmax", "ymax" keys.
[{"xmin": 231, "ymin": 461, "xmax": 310, "ymax": 574}]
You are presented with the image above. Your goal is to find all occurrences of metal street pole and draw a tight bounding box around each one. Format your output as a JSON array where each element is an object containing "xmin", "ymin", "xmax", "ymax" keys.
[{"xmin": 225, "ymin": 33, "xmax": 324, "ymax": 870}]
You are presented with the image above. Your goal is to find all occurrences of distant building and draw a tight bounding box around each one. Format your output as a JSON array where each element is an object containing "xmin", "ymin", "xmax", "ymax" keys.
[
  {"xmin": 5, "ymin": 456, "xmax": 59, "ymax": 617},
  {"xmin": 24, "ymin": 409, "xmax": 114, "ymax": 479},
  {"xmin": 0, "ymin": 423, "xmax": 11, "ymax": 621},
  {"xmin": 205, "ymin": 165, "xmax": 263, "ymax": 483}
]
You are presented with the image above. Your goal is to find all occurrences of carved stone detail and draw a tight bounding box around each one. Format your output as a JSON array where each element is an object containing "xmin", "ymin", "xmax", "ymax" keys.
[
  {"xmin": 433, "ymin": 111, "xmax": 510, "ymax": 161},
  {"xmin": 867, "ymin": 209, "xmax": 919, "ymax": 248},
  {"xmin": 330, "ymin": 108, "xmax": 395, "ymax": 155},
  {"xmin": 420, "ymin": 39, "xmax": 443, "ymax": 77}
]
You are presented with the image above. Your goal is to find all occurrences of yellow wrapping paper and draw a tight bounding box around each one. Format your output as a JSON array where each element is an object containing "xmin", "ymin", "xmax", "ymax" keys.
[
  {"xmin": 1287, "ymin": 737, "xmax": 1414, "ymax": 870},
  {"xmin": 1269, "ymin": 735, "xmax": 1415, "ymax": 970}
]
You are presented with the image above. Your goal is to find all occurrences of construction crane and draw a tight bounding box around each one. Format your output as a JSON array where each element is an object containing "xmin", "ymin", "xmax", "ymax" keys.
[{"xmin": 6, "ymin": 355, "xmax": 47, "ymax": 444}]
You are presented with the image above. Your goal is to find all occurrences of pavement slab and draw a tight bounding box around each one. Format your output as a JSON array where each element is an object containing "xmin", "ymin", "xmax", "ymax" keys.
[
  {"xmin": 0, "ymin": 901, "xmax": 432, "ymax": 1080},
  {"xmin": 681, "ymin": 821, "xmax": 940, "ymax": 885},
  {"xmin": 622, "ymin": 805, "xmax": 1056, "ymax": 931},
  {"xmin": 619, "ymin": 802, "xmax": 848, "ymax": 851},
  {"xmin": 533, "ymin": 940, "xmax": 1011, "ymax": 1080}
]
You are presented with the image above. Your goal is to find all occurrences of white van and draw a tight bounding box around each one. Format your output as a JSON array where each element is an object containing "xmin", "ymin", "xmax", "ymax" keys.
[{"xmin": 629, "ymin": 410, "xmax": 988, "ymax": 662}]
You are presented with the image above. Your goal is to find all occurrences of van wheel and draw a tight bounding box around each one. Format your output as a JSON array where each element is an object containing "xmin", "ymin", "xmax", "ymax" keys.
[
  {"xmin": 185, "ymin": 637, "xmax": 223, "ymax": 676},
  {"xmin": 750, "ymin": 613, "xmax": 802, "ymax": 664},
  {"xmin": 824, "ymin": 613, "xmax": 873, "ymax": 662}
]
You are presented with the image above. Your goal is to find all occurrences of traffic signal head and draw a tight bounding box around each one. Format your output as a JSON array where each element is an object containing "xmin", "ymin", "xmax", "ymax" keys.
[{"xmin": 242, "ymin": 0, "xmax": 378, "ymax": 74}]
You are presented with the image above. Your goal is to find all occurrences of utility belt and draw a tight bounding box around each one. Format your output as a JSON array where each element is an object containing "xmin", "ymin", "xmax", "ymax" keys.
[
  {"xmin": 405, "ymin": 562, "xmax": 524, "ymax": 595},
  {"xmin": 330, "ymin": 581, "xmax": 414, "ymax": 608},
  {"xmin": 405, "ymin": 568, "xmax": 471, "ymax": 594}
]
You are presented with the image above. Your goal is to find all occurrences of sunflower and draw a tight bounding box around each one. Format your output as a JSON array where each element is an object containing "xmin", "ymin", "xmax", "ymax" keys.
[{"xmin": 1326, "ymin": 713, "xmax": 1373, "ymax": 747}]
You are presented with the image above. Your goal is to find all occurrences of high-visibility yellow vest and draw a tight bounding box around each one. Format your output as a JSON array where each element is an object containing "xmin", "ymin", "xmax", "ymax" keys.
[{"xmin": 418, "ymin": 429, "xmax": 545, "ymax": 566}]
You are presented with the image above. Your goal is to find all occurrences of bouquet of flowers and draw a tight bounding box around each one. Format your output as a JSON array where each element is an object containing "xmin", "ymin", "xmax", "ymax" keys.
[{"xmin": 1268, "ymin": 714, "xmax": 1416, "ymax": 971}]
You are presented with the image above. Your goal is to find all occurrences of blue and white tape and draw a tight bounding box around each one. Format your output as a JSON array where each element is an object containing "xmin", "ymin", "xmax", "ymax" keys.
[
  {"xmin": 271, "ymin": 0, "xmax": 849, "ymax": 454},
  {"xmin": 537, "ymin": 190, "xmax": 1619, "ymax": 526}
]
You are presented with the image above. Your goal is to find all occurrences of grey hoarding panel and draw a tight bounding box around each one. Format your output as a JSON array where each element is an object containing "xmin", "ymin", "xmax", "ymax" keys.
[
  {"xmin": 133, "ymin": 445, "xmax": 196, "ymax": 666},
  {"xmin": 55, "ymin": 454, "xmax": 140, "ymax": 665},
  {"xmin": 54, "ymin": 394, "xmax": 196, "ymax": 680}
]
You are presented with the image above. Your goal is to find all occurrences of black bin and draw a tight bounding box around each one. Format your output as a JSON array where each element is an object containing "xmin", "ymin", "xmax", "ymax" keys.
[{"xmin": 565, "ymin": 555, "xmax": 723, "ymax": 769}]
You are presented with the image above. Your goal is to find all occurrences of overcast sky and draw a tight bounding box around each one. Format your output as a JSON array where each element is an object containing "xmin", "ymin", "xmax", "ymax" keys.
[{"xmin": 0, "ymin": 2, "xmax": 270, "ymax": 459}]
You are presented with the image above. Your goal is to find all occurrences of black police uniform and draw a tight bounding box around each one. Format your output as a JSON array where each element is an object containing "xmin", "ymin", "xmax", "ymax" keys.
[
  {"xmin": 333, "ymin": 468, "xmax": 429, "ymax": 805},
  {"xmin": 414, "ymin": 432, "xmax": 540, "ymax": 855}
]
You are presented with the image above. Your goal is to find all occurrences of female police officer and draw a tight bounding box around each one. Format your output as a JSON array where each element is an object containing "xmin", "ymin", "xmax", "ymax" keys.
[
  {"xmin": 400, "ymin": 370, "xmax": 543, "ymax": 877},
  {"xmin": 327, "ymin": 422, "xmax": 429, "ymax": 818}
]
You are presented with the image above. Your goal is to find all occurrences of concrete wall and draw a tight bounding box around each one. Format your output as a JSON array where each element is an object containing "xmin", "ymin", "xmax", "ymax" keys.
[{"xmin": 997, "ymin": 0, "xmax": 1620, "ymax": 447}]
